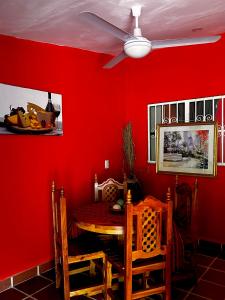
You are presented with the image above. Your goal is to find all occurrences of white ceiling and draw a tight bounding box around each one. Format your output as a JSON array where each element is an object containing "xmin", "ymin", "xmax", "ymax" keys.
[{"xmin": 0, "ymin": 0, "xmax": 225, "ymax": 56}]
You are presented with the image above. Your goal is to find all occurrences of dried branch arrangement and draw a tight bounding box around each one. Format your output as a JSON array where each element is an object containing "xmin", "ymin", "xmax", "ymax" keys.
[{"xmin": 123, "ymin": 122, "xmax": 135, "ymax": 177}]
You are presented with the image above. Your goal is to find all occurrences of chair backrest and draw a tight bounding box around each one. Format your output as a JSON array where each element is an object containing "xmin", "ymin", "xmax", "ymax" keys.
[
  {"xmin": 51, "ymin": 181, "xmax": 69, "ymax": 289},
  {"xmin": 94, "ymin": 173, "xmax": 127, "ymax": 202},
  {"xmin": 123, "ymin": 189, "xmax": 172, "ymax": 300},
  {"xmin": 174, "ymin": 175, "xmax": 198, "ymax": 237},
  {"xmin": 125, "ymin": 188, "xmax": 173, "ymax": 263}
]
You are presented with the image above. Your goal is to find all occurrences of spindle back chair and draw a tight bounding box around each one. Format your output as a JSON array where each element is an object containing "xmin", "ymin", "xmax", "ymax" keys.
[
  {"xmin": 172, "ymin": 175, "xmax": 199, "ymax": 283},
  {"xmin": 94, "ymin": 173, "xmax": 127, "ymax": 203},
  {"xmin": 51, "ymin": 181, "xmax": 108, "ymax": 300}
]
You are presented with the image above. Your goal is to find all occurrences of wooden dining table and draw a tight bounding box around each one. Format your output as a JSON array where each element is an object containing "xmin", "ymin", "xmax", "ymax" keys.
[{"xmin": 74, "ymin": 202, "xmax": 124, "ymax": 235}]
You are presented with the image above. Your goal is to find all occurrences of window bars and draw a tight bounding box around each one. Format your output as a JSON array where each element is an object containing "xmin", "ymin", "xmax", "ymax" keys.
[{"xmin": 148, "ymin": 95, "xmax": 225, "ymax": 166}]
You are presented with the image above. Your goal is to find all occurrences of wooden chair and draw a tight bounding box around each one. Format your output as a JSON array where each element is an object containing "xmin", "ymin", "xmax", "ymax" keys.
[
  {"xmin": 94, "ymin": 173, "xmax": 127, "ymax": 203},
  {"xmin": 94, "ymin": 173, "xmax": 128, "ymax": 278},
  {"xmin": 172, "ymin": 175, "xmax": 198, "ymax": 283},
  {"xmin": 51, "ymin": 181, "xmax": 109, "ymax": 300},
  {"xmin": 106, "ymin": 188, "xmax": 173, "ymax": 300}
]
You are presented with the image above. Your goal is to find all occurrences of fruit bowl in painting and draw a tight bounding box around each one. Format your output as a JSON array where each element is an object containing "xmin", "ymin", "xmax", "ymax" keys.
[{"xmin": 5, "ymin": 124, "xmax": 53, "ymax": 134}]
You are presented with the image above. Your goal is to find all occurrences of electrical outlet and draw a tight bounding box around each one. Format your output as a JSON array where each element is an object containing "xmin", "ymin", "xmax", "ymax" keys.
[{"xmin": 105, "ymin": 160, "xmax": 109, "ymax": 169}]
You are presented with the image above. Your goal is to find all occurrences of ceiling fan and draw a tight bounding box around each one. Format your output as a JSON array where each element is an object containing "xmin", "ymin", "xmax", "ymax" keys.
[{"xmin": 79, "ymin": 6, "xmax": 221, "ymax": 69}]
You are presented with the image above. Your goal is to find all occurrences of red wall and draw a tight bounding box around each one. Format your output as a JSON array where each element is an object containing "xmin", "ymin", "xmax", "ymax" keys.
[
  {"xmin": 1, "ymin": 33, "xmax": 225, "ymax": 280},
  {"xmin": 123, "ymin": 35, "xmax": 225, "ymax": 244},
  {"xmin": 0, "ymin": 35, "xmax": 125, "ymax": 280}
]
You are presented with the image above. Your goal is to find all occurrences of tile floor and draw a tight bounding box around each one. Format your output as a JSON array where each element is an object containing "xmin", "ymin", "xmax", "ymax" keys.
[
  {"xmin": 0, "ymin": 251, "xmax": 225, "ymax": 300},
  {"xmin": 172, "ymin": 253, "xmax": 225, "ymax": 300}
]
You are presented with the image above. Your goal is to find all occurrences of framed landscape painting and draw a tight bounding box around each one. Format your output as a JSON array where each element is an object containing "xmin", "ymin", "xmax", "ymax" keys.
[{"xmin": 156, "ymin": 122, "xmax": 217, "ymax": 177}]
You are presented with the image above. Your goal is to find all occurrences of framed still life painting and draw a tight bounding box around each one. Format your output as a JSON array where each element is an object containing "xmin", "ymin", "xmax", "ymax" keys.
[{"xmin": 0, "ymin": 83, "xmax": 63, "ymax": 136}]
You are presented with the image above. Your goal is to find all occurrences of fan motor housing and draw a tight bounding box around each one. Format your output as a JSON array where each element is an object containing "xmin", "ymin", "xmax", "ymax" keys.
[{"xmin": 124, "ymin": 37, "xmax": 151, "ymax": 58}]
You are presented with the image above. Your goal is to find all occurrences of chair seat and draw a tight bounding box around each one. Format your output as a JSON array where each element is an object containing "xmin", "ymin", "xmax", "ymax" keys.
[
  {"xmin": 68, "ymin": 232, "xmax": 105, "ymax": 256},
  {"xmin": 107, "ymin": 248, "xmax": 166, "ymax": 273},
  {"xmin": 132, "ymin": 256, "xmax": 166, "ymax": 273}
]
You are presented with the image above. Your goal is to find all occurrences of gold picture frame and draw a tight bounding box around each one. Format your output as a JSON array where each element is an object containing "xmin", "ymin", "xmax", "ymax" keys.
[{"xmin": 156, "ymin": 122, "xmax": 217, "ymax": 177}]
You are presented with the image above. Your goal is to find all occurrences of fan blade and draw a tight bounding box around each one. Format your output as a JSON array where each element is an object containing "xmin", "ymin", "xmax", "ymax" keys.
[
  {"xmin": 79, "ymin": 11, "xmax": 134, "ymax": 42},
  {"xmin": 103, "ymin": 52, "xmax": 128, "ymax": 69},
  {"xmin": 151, "ymin": 35, "xmax": 221, "ymax": 50}
]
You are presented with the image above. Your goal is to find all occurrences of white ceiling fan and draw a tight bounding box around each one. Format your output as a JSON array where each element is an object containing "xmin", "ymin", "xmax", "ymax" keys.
[{"xmin": 79, "ymin": 5, "xmax": 221, "ymax": 69}]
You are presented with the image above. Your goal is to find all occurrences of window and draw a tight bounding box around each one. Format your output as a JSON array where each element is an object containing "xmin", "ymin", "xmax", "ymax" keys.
[{"xmin": 148, "ymin": 95, "xmax": 225, "ymax": 166}]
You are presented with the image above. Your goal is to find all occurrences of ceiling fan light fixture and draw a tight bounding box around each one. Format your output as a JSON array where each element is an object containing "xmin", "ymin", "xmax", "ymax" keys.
[
  {"xmin": 124, "ymin": 37, "xmax": 151, "ymax": 58},
  {"xmin": 80, "ymin": 11, "xmax": 221, "ymax": 68}
]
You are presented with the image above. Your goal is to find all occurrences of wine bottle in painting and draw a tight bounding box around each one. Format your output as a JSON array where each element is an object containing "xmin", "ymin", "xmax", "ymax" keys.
[
  {"xmin": 45, "ymin": 92, "xmax": 55, "ymax": 126},
  {"xmin": 45, "ymin": 92, "xmax": 55, "ymax": 112}
]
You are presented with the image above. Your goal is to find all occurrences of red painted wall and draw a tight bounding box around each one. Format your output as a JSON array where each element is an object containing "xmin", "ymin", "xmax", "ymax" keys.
[
  {"xmin": 1, "ymin": 32, "xmax": 225, "ymax": 280},
  {"xmin": 123, "ymin": 34, "xmax": 225, "ymax": 244},
  {"xmin": 0, "ymin": 35, "xmax": 125, "ymax": 280}
]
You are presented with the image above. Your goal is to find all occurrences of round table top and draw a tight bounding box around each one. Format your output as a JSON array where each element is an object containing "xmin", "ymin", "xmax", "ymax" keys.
[{"xmin": 74, "ymin": 202, "xmax": 124, "ymax": 235}]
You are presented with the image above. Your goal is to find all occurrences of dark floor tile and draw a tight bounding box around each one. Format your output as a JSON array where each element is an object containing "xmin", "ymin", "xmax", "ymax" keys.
[
  {"xmin": 32, "ymin": 283, "xmax": 104, "ymax": 300},
  {"xmin": 196, "ymin": 265, "xmax": 207, "ymax": 279},
  {"xmin": 195, "ymin": 254, "xmax": 215, "ymax": 267},
  {"xmin": 171, "ymin": 288, "xmax": 187, "ymax": 300},
  {"xmin": 202, "ymin": 268, "xmax": 225, "ymax": 286},
  {"xmin": 185, "ymin": 293, "xmax": 210, "ymax": 299},
  {"xmin": 191, "ymin": 279, "xmax": 225, "ymax": 300},
  {"xmin": 15, "ymin": 276, "xmax": 52, "ymax": 296},
  {"xmin": 32, "ymin": 284, "xmax": 63, "ymax": 300},
  {"xmin": 211, "ymin": 258, "xmax": 225, "ymax": 271},
  {"xmin": 198, "ymin": 240, "xmax": 221, "ymax": 257},
  {"xmin": 0, "ymin": 288, "xmax": 27, "ymax": 300},
  {"xmin": 40, "ymin": 269, "xmax": 55, "ymax": 281},
  {"xmin": 172, "ymin": 272, "xmax": 197, "ymax": 291},
  {"xmin": 173, "ymin": 279, "xmax": 196, "ymax": 291}
]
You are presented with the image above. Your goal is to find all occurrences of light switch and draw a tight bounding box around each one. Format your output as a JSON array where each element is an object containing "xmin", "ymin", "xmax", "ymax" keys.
[{"xmin": 105, "ymin": 160, "xmax": 109, "ymax": 169}]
